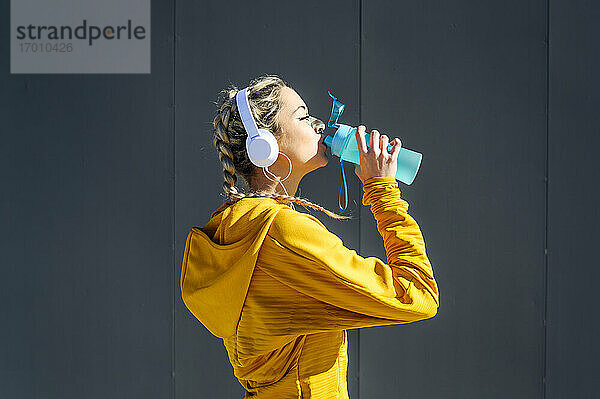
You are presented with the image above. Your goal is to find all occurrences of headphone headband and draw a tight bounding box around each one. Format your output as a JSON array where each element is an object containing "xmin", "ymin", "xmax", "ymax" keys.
[
  {"xmin": 235, "ymin": 86, "xmax": 279, "ymax": 168},
  {"xmin": 235, "ymin": 88, "xmax": 260, "ymax": 140}
]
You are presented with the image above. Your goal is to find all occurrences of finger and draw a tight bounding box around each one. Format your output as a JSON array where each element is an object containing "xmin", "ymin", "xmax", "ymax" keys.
[
  {"xmin": 380, "ymin": 134, "xmax": 389, "ymax": 155},
  {"xmin": 355, "ymin": 125, "xmax": 368, "ymax": 154},
  {"xmin": 369, "ymin": 130, "xmax": 380, "ymax": 155},
  {"xmin": 389, "ymin": 137, "xmax": 402, "ymax": 149},
  {"xmin": 389, "ymin": 138, "xmax": 402, "ymax": 161}
]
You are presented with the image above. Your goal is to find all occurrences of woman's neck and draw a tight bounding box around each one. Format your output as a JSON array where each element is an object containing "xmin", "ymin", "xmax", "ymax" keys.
[{"xmin": 250, "ymin": 169, "xmax": 301, "ymax": 200}]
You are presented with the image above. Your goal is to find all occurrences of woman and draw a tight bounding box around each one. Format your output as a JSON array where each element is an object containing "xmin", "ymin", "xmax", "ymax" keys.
[{"xmin": 180, "ymin": 75, "xmax": 440, "ymax": 398}]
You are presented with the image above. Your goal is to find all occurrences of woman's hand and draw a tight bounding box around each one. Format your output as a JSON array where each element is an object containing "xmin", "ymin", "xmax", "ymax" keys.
[{"xmin": 354, "ymin": 125, "xmax": 402, "ymax": 183}]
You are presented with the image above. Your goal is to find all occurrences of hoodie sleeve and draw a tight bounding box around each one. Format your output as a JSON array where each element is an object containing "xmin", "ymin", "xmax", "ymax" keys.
[{"xmin": 257, "ymin": 176, "xmax": 439, "ymax": 332}]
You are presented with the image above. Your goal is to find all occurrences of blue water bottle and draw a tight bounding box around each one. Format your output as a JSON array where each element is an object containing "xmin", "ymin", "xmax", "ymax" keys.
[{"xmin": 323, "ymin": 91, "xmax": 422, "ymax": 185}]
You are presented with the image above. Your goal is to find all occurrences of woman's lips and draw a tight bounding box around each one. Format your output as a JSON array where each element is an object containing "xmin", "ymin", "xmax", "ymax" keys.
[
  {"xmin": 320, "ymin": 142, "xmax": 329, "ymax": 154},
  {"xmin": 319, "ymin": 135, "xmax": 328, "ymax": 147}
]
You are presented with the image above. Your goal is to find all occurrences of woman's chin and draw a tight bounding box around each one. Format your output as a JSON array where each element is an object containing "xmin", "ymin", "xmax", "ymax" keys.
[
  {"xmin": 307, "ymin": 157, "xmax": 328, "ymax": 173},
  {"xmin": 319, "ymin": 153, "xmax": 329, "ymax": 167}
]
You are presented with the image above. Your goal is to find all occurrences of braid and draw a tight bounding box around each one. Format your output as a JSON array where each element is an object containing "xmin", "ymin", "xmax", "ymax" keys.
[
  {"xmin": 213, "ymin": 91, "xmax": 243, "ymax": 197},
  {"xmin": 211, "ymin": 75, "xmax": 353, "ymax": 220},
  {"xmin": 237, "ymin": 191, "xmax": 352, "ymax": 220}
]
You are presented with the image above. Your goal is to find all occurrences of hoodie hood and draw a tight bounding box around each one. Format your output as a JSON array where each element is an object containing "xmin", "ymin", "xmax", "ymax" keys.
[{"xmin": 180, "ymin": 197, "xmax": 290, "ymax": 338}]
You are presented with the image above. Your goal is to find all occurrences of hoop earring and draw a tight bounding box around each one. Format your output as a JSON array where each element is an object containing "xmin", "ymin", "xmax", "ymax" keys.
[
  {"xmin": 263, "ymin": 152, "xmax": 291, "ymax": 182},
  {"xmin": 262, "ymin": 152, "xmax": 295, "ymax": 209}
]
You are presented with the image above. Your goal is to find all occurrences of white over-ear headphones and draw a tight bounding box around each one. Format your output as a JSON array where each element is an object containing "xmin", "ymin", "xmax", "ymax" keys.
[{"xmin": 235, "ymin": 87, "xmax": 279, "ymax": 168}]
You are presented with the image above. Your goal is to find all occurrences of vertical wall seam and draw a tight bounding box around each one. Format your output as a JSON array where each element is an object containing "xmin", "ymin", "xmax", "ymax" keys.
[
  {"xmin": 543, "ymin": 0, "xmax": 549, "ymax": 398},
  {"xmin": 357, "ymin": 0, "xmax": 362, "ymax": 397},
  {"xmin": 172, "ymin": 0, "xmax": 177, "ymax": 398}
]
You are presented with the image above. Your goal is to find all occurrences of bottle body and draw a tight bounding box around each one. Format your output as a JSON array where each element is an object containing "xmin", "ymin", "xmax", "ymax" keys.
[{"xmin": 324, "ymin": 124, "xmax": 422, "ymax": 185}]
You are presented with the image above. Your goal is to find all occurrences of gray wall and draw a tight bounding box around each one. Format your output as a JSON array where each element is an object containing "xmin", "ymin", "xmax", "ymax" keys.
[
  {"xmin": 1, "ymin": 0, "xmax": 597, "ymax": 398},
  {"xmin": 547, "ymin": 2, "xmax": 600, "ymax": 398}
]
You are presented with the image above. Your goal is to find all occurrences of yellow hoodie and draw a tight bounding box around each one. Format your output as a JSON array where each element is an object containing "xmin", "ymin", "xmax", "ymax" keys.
[{"xmin": 180, "ymin": 176, "xmax": 440, "ymax": 398}]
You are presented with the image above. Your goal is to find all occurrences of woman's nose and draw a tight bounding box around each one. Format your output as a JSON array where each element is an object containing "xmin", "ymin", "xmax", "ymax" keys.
[{"xmin": 309, "ymin": 116, "xmax": 325, "ymax": 134}]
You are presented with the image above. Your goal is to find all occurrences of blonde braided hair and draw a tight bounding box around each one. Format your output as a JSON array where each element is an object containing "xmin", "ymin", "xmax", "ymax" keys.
[{"xmin": 212, "ymin": 75, "xmax": 351, "ymax": 220}]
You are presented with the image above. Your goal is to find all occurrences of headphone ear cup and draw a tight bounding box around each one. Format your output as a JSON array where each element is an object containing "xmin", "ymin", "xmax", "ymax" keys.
[{"xmin": 246, "ymin": 129, "xmax": 279, "ymax": 168}]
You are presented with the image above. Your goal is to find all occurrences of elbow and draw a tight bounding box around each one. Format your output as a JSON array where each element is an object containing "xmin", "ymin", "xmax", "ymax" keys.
[
  {"xmin": 393, "ymin": 273, "xmax": 439, "ymax": 320},
  {"xmin": 417, "ymin": 293, "xmax": 439, "ymax": 320},
  {"xmin": 416, "ymin": 279, "xmax": 439, "ymax": 319},
  {"xmin": 424, "ymin": 304, "xmax": 438, "ymax": 319}
]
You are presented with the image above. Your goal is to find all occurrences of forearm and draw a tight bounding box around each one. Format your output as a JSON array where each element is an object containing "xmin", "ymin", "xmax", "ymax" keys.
[{"xmin": 362, "ymin": 176, "xmax": 439, "ymax": 306}]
